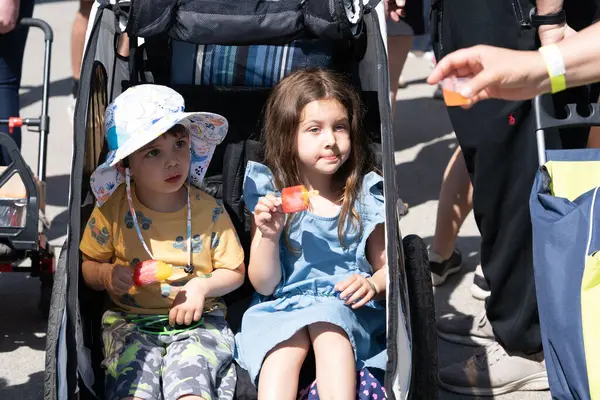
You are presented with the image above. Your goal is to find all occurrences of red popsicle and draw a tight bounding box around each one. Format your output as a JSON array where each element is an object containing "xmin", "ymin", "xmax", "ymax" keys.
[
  {"xmin": 281, "ymin": 185, "xmax": 319, "ymax": 213},
  {"xmin": 133, "ymin": 260, "xmax": 173, "ymax": 286}
]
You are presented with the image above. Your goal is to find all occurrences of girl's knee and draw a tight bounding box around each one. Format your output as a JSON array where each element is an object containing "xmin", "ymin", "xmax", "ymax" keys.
[
  {"xmin": 308, "ymin": 322, "xmax": 350, "ymax": 342},
  {"xmin": 264, "ymin": 328, "xmax": 310, "ymax": 370}
]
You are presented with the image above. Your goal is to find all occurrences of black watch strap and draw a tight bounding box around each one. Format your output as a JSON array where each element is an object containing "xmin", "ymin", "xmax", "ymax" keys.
[{"xmin": 529, "ymin": 7, "xmax": 567, "ymax": 27}]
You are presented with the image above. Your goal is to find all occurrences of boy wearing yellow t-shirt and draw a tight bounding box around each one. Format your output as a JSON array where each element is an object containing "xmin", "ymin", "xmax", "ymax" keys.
[{"xmin": 80, "ymin": 85, "xmax": 245, "ymax": 400}]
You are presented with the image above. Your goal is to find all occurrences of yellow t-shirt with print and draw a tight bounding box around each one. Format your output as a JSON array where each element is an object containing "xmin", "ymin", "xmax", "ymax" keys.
[{"xmin": 79, "ymin": 184, "xmax": 244, "ymax": 315}]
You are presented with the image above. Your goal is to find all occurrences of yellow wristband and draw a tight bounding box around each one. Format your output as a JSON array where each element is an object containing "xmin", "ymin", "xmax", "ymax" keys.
[{"xmin": 539, "ymin": 44, "xmax": 566, "ymax": 94}]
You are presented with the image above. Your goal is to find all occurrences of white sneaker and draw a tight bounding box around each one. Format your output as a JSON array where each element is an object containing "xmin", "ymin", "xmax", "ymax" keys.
[{"xmin": 439, "ymin": 342, "xmax": 549, "ymax": 396}]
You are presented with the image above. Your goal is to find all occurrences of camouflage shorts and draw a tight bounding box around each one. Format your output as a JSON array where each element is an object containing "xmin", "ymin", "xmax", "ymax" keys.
[{"xmin": 101, "ymin": 310, "xmax": 236, "ymax": 400}]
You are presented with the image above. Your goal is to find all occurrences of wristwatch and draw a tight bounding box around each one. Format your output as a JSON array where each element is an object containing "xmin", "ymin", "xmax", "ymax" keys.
[{"xmin": 529, "ymin": 7, "xmax": 567, "ymax": 27}]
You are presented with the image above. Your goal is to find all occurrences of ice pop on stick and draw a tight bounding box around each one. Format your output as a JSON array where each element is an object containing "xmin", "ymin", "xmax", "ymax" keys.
[
  {"xmin": 281, "ymin": 185, "xmax": 319, "ymax": 213},
  {"xmin": 133, "ymin": 260, "xmax": 173, "ymax": 286}
]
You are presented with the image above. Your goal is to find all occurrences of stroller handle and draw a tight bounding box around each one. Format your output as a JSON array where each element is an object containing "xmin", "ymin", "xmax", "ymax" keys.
[
  {"xmin": 534, "ymin": 95, "xmax": 600, "ymax": 165},
  {"xmin": 18, "ymin": 18, "xmax": 53, "ymax": 42},
  {"xmin": 17, "ymin": 18, "xmax": 53, "ymax": 181}
]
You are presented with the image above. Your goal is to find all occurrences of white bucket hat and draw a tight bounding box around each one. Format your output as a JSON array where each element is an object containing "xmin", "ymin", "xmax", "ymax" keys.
[{"xmin": 90, "ymin": 84, "xmax": 228, "ymax": 206}]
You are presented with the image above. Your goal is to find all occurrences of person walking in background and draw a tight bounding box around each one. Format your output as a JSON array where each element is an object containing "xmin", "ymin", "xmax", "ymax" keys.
[
  {"xmin": 430, "ymin": 0, "xmax": 600, "ymax": 395},
  {"xmin": 0, "ymin": 0, "xmax": 34, "ymax": 165}
]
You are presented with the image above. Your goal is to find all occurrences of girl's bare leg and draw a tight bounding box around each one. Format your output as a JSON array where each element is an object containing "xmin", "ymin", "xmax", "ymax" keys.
[
  {"xmin": 430, "ymin": 146, "xmax": 473, "ymax": 260},
  {"xmin": 308, "ymin": 322, "xmax": 355, "ymax": 400},
  {"xmin": 258, "ymin": 328, "xmax": 311, "ymax": 400}
]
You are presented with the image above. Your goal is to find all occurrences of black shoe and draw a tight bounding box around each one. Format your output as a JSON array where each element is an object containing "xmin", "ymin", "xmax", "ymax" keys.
[
  {"xmin": 471, "ymin": 271, "xmax": 491, "ymax": 300},
  {"xmin": 430, "ymin": 249, "xmax": 462, "ymax": 286}
]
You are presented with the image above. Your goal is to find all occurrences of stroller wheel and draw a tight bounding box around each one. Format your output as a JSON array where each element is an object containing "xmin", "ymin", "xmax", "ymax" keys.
[
  {"xmin": 39, "ymin": 273, "xmax": 53, "ymax": 317},
  {"xmin": 403, "ymin": 234, "xmax": 438, "ymax": 400},
  {"xmin": 37, "ymin": 245, "xmax": 55, "ymax": 317}
]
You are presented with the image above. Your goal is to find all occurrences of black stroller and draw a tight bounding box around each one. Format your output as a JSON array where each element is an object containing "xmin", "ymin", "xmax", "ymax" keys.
[
  {"xmin": 44, "ymin": 1, "xmax": 438, "ymax": 398},
  {"xmin": 0, "ymin": 18, "xmax": 55, "ymax": 316}
]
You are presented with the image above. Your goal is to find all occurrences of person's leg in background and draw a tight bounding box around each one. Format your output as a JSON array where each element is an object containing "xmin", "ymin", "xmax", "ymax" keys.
[
  {"xmin": 430, "ymin": 0, "xmax": 551, "ymax": 395},
  {"xmin": 429, "ymin": 146, "xmax": 472, "ymax": 286},
  {"xmin": 432, "ymin": 0, "xmax": 600, "ymax": 395},
  {"xmin": 388, "ymin": 34, "xmax": 413, "ymax": 116},
  {"xmin": 0, "ymin": 0, "xmax": 34, "ymax": 166},
  {"xmin": 429, "ymin": 146, "xmax": 490, "ymax": 298},
  {"xmin": 69, "ymin": 0, "xmax": 93, "ymax": 115}
]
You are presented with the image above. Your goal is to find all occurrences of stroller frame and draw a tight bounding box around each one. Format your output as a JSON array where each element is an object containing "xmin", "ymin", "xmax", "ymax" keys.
[
  {"xmin": 44, "ymin": 1, "xmax": 438, "ymax": 399},
  {"xmin": 0, "ymin": 18, "xmax": 56, "ymax": 316}
]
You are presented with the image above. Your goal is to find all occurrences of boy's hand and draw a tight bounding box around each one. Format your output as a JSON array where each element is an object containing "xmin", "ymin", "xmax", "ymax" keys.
[
  {"xmin": 335, "ymin": 274, "xmax": 377, "ymax": 309},
  {"xmin": 104, "ymin": 264, "xmax": 133, "ymax": 295},
  {"xmin": 169, "ymin": 278, "xmax": 206, "ymax": 326},
  {"xmin": 254, "ymin": 194, "xmax": 285, "ymax": 240}
]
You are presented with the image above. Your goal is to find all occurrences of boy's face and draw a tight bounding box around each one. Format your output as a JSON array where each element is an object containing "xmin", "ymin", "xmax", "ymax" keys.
[{"xmin": 127, "ymin": 129, "xmax": 191, "ymax": 194}]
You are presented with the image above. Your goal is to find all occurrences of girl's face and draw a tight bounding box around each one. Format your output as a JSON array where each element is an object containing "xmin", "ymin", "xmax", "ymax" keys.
[
  {"xmin": 295, "ymin": 98, "xmax": 351, "ymax": 179},
  {"xmin": 128, "ymin": 130, "xmax": 191, "ymax": 194}
]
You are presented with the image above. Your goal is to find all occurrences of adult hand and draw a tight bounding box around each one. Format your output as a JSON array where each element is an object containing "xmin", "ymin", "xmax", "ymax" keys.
[
  {"xmin": 386, "ymin": 0, "xmax": 406, "ymax": 22},
  {"xmin": 538, "ymin": 22, "xmax": 577, "ymax": 46},
  {"xmin": 427, "ymin": 45, "xmax": 549, "ymax": 107},
  {"xmin": 0, "ymin": 0, "xmax": 20, "ymax": 34}
]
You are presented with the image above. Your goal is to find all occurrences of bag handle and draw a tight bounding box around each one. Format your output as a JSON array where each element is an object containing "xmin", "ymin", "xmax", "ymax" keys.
[{"xmin": 534, "ymin": 95, "xmax": 600, "ymax": 165}]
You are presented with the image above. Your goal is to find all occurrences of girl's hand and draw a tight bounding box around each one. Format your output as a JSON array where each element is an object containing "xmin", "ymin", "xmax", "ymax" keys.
[
  {"xmin": 335, "ymin": 274, "xmax": 378, "ymax": 309},
  {"xmin": 105, "ymin": 264, "xmax": 133, "ymax": 296},
  {"xmin": 169, "ymin": 278, "xmax": 206, "ymax": 326},
  {"xmin": 254, "ymin": 194, "xmax": 285, "ymax": 240}
]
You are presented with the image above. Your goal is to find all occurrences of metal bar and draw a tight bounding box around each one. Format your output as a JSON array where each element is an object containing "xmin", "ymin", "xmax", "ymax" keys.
[
  {"xmin": 0, "ymin": 118, "xmax": 41, "ymax": 126},
  {"xmin": 37, "ymin": 29, "xmax": 53, "ymax": 181},
  {"xmin": 533, "ymin": 96, "xmax": 547, "ymax": 166}
]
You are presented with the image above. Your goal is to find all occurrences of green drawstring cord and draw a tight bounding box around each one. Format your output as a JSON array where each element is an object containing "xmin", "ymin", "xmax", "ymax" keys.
[{"xmin": 129, "ymin": 315, "xmax": 204, "ymax": 335}]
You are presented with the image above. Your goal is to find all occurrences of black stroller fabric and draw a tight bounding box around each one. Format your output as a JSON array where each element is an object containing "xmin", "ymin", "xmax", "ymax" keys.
[{"xmin": 126, "ymin": 0, "xmax": 366, "ymax": 45}]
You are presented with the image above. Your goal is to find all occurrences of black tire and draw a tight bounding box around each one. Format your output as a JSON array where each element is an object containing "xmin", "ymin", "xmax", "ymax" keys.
[
  {"xmin": 38, "ymin": 245, "xmax": 55, "ymax": 317},
  {"xmin": 403, "ymin": 234, "xmax": 438, "ymax": 400},
  {"xmin": 39, "ymin": 272, "xmax": 53, "ymax": 317}
]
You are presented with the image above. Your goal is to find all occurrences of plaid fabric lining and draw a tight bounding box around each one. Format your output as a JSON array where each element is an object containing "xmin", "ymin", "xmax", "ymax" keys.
[{"xmin": 171, "ymin": 41, "xmax": 334, "ymax": 87}]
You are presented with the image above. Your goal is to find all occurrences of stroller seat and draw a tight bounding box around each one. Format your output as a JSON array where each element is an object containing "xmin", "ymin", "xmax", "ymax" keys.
[{"xmin": 45, "ymin": 2, "xmax": 438, "ymax": 399}]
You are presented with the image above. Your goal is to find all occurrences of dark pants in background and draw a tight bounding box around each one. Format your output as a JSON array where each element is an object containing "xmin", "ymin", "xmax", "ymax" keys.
[
  {"xmin": 431, "ymin": 0, "xmax": 600, "ymax": 354},
  {"xmin": 0, "ymin": 0, "xmax": 35, "ymax": 165}
]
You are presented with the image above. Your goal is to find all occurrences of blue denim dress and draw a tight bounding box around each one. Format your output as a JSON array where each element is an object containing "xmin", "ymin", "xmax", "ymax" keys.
[{"xmin": 235, "ymin": 162, "xmax": 387, "ymax": 384}]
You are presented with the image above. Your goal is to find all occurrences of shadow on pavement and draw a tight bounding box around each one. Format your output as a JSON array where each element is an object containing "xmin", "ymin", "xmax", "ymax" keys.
[
  {"xmin": 393, "ymin": 97, "xmax": 456, "ymax": 209},
  {"xmin": 19, "ymin": 77, "xmax": 72, "ymax": 110},
  {"xmin": 0, "ymin": 273, "xmax": 48, "ymax": 353},
  {"xmin": 0, "ymin": 371, "xmax": 44, "ymax": 400},
  {"xmin": 44, "ymin": 174, "xmax": 70, "ymax": 242}
]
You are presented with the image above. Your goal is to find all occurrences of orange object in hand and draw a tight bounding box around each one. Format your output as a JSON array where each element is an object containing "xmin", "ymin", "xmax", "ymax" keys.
[
  {"xmin": 281, "ymin": 185, "xmax": 319, "ymax": 213},
  {"xmin": 133, "ymin": 260, "xmax": 173, "ymax": 286},
  {"xmin": 441, "ymin": 77, "xmax": 471, "ymax": 107},
  {"xmin": 442, "ymin": 89, "xmax": 470, "ymax": 107}
]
